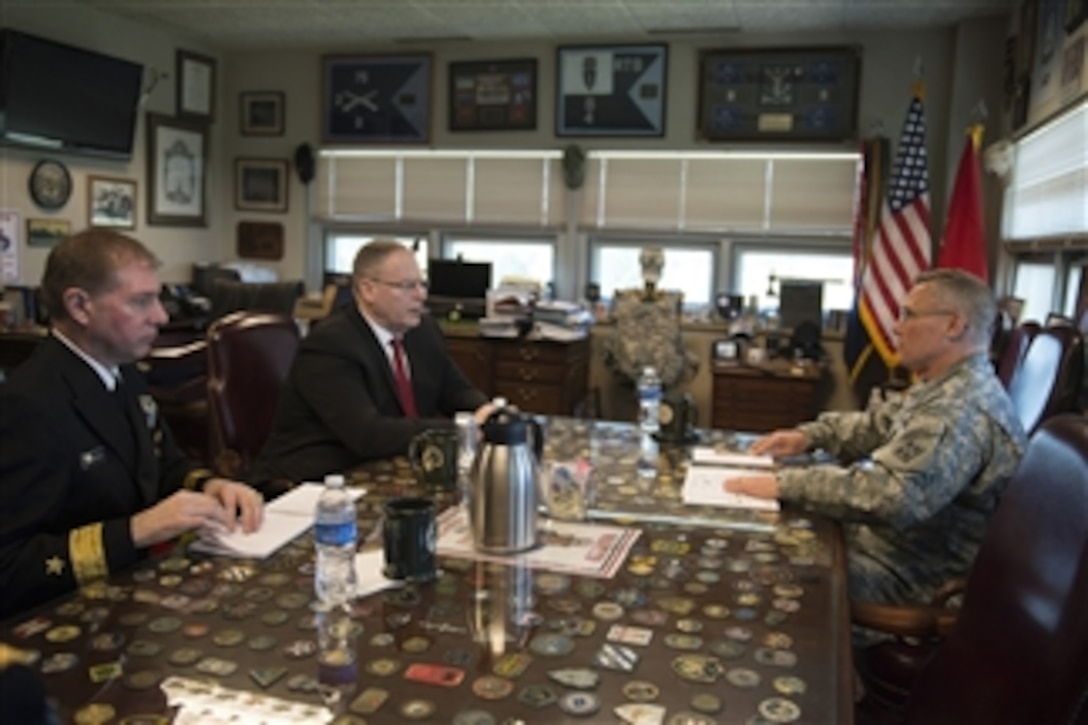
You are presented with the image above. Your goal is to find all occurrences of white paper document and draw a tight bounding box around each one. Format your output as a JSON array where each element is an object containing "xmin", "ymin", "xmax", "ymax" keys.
[
  {"xmin": 690, "ymin": 447, "xmax": 775, "ymax": 469},
  {"xmin": 354, "ymin": 547, "xmax": 396, "ymax": 598},
  {"xmin": 681, "ymin": 466, "xmax": 780, "ymax": 511},
  {"xmin": 191, "ymin": 483, "xmax": 366, "ymax": 559}
]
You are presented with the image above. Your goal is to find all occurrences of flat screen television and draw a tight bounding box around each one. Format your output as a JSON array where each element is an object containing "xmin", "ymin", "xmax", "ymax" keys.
[
  {"xmin": 0, "ymin": 29, "xmax": 144, "ymax": 159},
  {"xmin": 428, "ymin": 259, "xmax": 492, "ymax": 300}
]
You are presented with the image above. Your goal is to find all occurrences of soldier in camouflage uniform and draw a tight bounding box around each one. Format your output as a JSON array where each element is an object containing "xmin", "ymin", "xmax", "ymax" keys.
[{"xmin": 727, "ymin": 269, "xmax": 1027, "ymax": 611}]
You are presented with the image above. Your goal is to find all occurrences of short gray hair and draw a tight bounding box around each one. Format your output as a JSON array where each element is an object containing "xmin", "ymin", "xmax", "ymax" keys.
[{"xmin": 914, "ymin": 268, "xmax": 995, "ymax": 347}]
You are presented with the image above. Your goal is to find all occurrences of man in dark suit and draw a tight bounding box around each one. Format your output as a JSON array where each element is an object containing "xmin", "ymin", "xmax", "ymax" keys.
[
  {"xmin": 0, "ymin": 230, "xmax": 263, "ymax": 620},
  {"xmin": 248, "ymin": 240, "xmax": 491, "ymax": 486}
]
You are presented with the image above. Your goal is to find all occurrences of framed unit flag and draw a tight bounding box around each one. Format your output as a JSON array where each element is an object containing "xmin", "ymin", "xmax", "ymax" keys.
[{"xmin": 556, "ymin": 44, "xmax": 667, "ymax": 137}]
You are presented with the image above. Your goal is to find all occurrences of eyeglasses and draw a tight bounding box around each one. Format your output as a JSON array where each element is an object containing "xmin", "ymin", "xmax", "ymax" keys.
[
  {"xmin": 367, "ymin": 278, "xmax": 428, "ymax": 293},
  {"xmin": 898, "ymin": 307, "xmax": 955, "ymax": 323}
]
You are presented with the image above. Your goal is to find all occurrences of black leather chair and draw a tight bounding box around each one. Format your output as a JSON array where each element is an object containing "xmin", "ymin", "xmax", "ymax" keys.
[
  {"xmin": 995, "ymin": 320, "xmax": 1040, "ymax": 389},
  {"xmin": 140, "ymin": 326, "xmax": 211, "ymax": 464},
  {"xmin": 902, "ymin": 414, "xmax": 1088, "ymax": 723},
  {"xmin": 855, "ymin": 414, "xmax": 1088, "ymax": 723},
  {"xmin": 1006, "ymin": 325, "xmax": 1084, "ymax": 433},
  {"xmin": 206, "ymin": 312, "xmax": 300, "ymax": 478}
]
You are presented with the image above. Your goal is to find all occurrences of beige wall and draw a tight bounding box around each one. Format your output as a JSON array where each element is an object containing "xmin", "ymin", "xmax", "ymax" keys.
[
  {"xmin": 3, "ymin": 7, "xmax": 1010, "ymax": 292},
  {"xmin": 225, "ymin": 25, "xmax": 1004, "ymax": 285},
  {"xmin": 2, "ymin": 5, "xmax": 229, "ymax": 285}
]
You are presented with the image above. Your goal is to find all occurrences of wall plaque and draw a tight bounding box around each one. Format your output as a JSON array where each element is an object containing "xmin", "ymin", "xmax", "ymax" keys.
[
  {"xmin": 698, "ymin": 46, "xmax": 861, "ymax": 142},
  {"xmin": 449, "ymin": 58, "xmax": 537, "ymax": 131}
]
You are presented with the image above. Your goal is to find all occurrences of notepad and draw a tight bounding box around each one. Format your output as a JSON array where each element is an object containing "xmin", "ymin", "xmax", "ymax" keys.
[
  {"xmin": 680, "ymin": 465, "xmax": 780, "ymax": 512},
  {"xmin": 690, "ymin": 447, "xmax": 776, "ymax": 469},
  {"xmin": 191, "ymin": 483, "xmax": 366, "ymax": 559}
]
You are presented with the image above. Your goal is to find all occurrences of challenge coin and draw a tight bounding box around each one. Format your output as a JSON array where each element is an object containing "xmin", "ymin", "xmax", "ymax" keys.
[
  {"xmin": 73, "ymin": 703, "xmax": 115, "ymax": 724},
  {"xmin": 758, "ymin": 696, "xmax": 802, "ymax": 723},
  {"xmin": 621, "ymin": 680, "xmax": 659, "ymax": 702},
  {"xmin": 548, "ymin": 667, "xmax": 599, "ymax": 690},
  {"xmin": 559, "ymin": 691, "xmax": 600, "ymax": 717},
  {"xmin": 472, "ymin": 674, "xmax": 514, "ymax": 700}
]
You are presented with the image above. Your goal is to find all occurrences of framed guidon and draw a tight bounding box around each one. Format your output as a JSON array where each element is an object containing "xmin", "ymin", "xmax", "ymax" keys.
[
  {"xmin": 698, "ymin": 46, "xmax": 861, "ymax": 142},
  {"xmin": 556, "ymin": 44, "xmax": 667, "ymax": 137},
  {"xmin": 321, "ymin": 53, "xmax": 432, "ymax": 143},
  {"xmin": 449, "ymin": 58, "xmax": 537, "ymax": 131}
]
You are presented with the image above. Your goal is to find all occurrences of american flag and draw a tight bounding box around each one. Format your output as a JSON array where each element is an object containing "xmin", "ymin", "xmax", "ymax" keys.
[{"xmin": 857, "ymin": 95, "xmax": 932, "ymax": 366}]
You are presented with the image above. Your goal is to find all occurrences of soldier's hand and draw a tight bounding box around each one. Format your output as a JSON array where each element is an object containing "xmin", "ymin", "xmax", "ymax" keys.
[
  {"xmin": 725, "ymin": 474, "xmax": 780, "ymax": 500},
  {"xmin": 750, "ymin": 429, "xmax": 809, "ymax": 457},
  {"xmin": 130, "ymin": 491, "xmax": 231, "ymax": 548},
  {"xmin": 203, "ymin": 479, "xmax": 264, "ymax": 534}
]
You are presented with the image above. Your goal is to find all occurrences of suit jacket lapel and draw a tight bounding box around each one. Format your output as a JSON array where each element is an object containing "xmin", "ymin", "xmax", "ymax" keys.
[
  {"xmin": 57, "ymin": 346, "xmax": 138, "ymax": 478},
  {"xmin": 122, "ymin": 368, "xmax": 161, "ymax": 508}
]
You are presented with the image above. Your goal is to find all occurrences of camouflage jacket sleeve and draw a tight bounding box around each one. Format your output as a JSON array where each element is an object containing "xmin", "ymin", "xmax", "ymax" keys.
[
  {"xmin": 796, "ymin": 396, "xmax": 901, "ymax": 461},
  {"xmin": 779, "ymin": 404, "xmax": 983, "ymax": 529}
]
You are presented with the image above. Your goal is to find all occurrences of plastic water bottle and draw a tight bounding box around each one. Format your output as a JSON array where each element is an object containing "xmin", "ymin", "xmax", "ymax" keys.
[
  {"xmin": 637, "ymin": 366, "xmax": 662, "ymax": 434},
  {"xmin": 314, "ymin": 474, "xmax": 358, "ymax": 610}
]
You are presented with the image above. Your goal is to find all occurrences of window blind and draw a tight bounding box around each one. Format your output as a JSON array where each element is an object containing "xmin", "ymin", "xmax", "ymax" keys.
[
  {"xmin": 315, "ymin": 150, "xmax": 564, "ymax": 227},
  {"xmin": 1005, "ymin": 101, "xmax": 1088, "ymax": 241}
]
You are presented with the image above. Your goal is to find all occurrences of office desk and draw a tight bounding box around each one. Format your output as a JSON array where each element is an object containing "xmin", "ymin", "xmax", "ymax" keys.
[{"xmin": 0, "ymin": 419, "xmax": 852, "ymax": 724}]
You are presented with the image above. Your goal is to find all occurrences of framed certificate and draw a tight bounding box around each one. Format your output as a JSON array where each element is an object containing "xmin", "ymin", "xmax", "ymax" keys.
[
  {"xmin": 321, "ymin": 54, "xmax": 432, "ymax": 143},
  {"xmin": 449, "ymin": 58, "xmax": 537, "ymax": 131},
  {"xmin": 146, "ymin": 113, "xmax": 207, "ymax": 227},
  {"xmin": 698, "ymin": 46, "xmax": 861, "ymax": 142},
  {"xmin": 176, "ymin": 49, "xmax": 217, "ymax": 122},
  {"xmin": 556, "ymin": 44, "xmax": 667, "ymax": 137}
]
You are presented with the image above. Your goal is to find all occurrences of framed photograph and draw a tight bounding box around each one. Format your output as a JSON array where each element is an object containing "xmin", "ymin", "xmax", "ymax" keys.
[
  {"xmin": 240, "ymin": 91, "xmax": 285, "ymax": 136},
  {"xmin": 88, "ymin": 176, "xmax": 137, "ymax": 230},
  {"xmin": 235, "ymin": 158, "xmax": 289, "ymax": 213},
  {"xmin": 26, "ymin": 218, "xmax": 70, "ymax": 249},
  {"xmin": 176, "ymin": 49, "xmax": 217, "ymax": 121},
  {"xmin": 146, "ymin": 113, "xmax": 208, "ymax": 227},
  {"xmin": 698, "ymin": 46, "xmax": 861, "ymax": 142},
  {"xmin": 236, "ymin": 221, "xmax": 285, "ymax": 260},
  {"xmin": 556, "ymin": 44, "xmax": 667, "ymax": 137},
  {"xmin": 321, "ymin": 53, "xmax": 432, "ymax": 143},
  {"xmin": 449, "ymin": 58, "xmax": 537, "ymax": 131}
]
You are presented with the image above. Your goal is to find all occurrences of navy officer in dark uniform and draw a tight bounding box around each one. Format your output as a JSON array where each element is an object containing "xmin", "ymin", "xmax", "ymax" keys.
[{"xmin": 0, "ymin": 229, "xmax": 263, "ymax": 620}]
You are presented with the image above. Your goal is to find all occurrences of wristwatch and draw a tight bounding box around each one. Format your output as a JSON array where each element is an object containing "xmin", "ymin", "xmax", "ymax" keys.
[{"xmin": 29, "ymin": 159, "xmax": 73, "ymax": 210}]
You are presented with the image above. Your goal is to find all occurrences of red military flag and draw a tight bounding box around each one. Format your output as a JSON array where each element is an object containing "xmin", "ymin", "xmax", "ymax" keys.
[
  {"xmin": 936, "ymin": 125, "xmax": 988, "ymax": 280},
  {"xmin": 857, "ymin": 88, "xmax": 933, "ymax": 368}
]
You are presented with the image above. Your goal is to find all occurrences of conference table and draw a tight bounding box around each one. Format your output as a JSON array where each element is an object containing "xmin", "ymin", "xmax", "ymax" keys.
[{"xmin": 1, "ymin": 418, "xmax": 853, "ymax": 724}]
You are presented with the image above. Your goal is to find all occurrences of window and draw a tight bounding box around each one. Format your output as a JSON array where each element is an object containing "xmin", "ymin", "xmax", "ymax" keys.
[
  {"xmin": 443, "ymin": 235, "xmax": 556, "ymax": 293},
  {"xmin": 732, "ymin": 245, "xmax": 854, "ymax": 315},
  {"xmin": 1012, "ymin": 260, "xmax": 1058, "ymax": 322},
  {"xmin": 324, "ymin": 232, "xmax": 428, "ymax": 276},
  {"xmin": 589, "ymin": 238, "xmax": 716, "ymax": 308},
  {"xmin": 1064, "ymin": 263, "xmax": 1083, "ymax": 318},
  {"xmin": 1004, "ymin": 99, "xmax": 1087, "ymax": 240}
]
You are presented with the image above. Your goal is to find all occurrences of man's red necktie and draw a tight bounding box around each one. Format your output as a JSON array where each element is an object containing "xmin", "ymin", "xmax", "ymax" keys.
[{"xmin": 390, "ymin": 337, "xmax": 418, "ymax": 419}]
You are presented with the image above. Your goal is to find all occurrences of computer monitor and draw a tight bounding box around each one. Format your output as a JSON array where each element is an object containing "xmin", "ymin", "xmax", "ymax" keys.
[
  {"xmin": 427, "ymin": 259, "xmax": 492, "ymax": 300},
  {"xmin": 779, "ymin": 280, "xmax": 823, "ymax": 331}
]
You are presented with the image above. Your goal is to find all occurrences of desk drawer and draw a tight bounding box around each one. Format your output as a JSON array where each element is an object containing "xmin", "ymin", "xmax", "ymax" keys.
[
  {"xmin": 494, "ymin": 340, "xmax": 584, "ymax": 365},
  {"xmin": 494, "ymin": 381, "xmax": 567, "ymax": 415},
  {"xmin": 495, "ymin": 360, "xmax": 565, "ymax": 384}
]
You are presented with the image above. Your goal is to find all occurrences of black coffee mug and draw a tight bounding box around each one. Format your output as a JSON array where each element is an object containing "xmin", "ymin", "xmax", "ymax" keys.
[
  {"xmin": 382, "ymin": 497, "xmax": 437, "ymax": 582},
  {"xmin": 408, "ymin": 429, "xmax": 459, "ymax": 492},
  {"xmin": 658, "ymin": 392, "xmax": 698, "ymax": 444}
]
